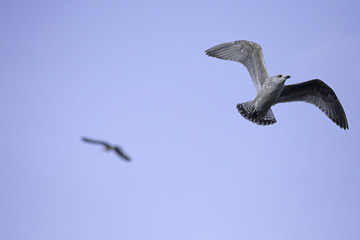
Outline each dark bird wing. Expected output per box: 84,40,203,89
205,40,269,92
276,79,349,129
113,147,131,161
82,137,111,148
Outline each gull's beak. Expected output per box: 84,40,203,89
285,75,291,79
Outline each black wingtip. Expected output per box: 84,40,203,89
204,49,212,56
341,122,349,130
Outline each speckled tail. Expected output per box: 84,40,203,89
236,101,277,126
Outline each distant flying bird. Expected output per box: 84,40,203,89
205,40,348,129
82,137,131,161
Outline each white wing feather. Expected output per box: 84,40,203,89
205,40,269,91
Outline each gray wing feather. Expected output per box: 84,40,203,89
276,79,348,129
205,40,269,91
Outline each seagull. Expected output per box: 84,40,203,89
82,137,131,161
205,40,348,129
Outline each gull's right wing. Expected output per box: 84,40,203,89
276,79,348,129
113,147,131,161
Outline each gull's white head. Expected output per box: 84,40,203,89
272,74,291,83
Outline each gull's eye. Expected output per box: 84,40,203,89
277,74,282,77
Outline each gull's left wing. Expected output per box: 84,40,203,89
205,40,269,92
82,137,111,148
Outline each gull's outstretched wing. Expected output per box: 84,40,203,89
276,79,349,129
82,137,111,148
114,147,131,161
205,40,268,91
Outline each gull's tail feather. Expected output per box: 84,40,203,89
236,101,276,126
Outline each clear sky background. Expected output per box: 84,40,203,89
1,0,360,239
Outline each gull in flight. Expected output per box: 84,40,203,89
82,137,131,161
205,40,348,129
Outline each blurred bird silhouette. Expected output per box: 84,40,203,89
82,137,131,161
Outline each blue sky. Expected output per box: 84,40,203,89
1,0,360,239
